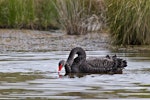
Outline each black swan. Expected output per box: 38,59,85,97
58,47,127,74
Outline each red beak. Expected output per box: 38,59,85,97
58,64,63,72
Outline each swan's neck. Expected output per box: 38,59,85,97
66,47,86,66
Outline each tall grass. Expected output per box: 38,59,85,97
53,0,106,35
0,0,58,30
106,0,150,45
34,0,58,29
0,0,106,32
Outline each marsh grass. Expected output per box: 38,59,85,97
34,0,58,30
53,0,106,35
0,0,105,32
106,0,150,45
0,0,58,30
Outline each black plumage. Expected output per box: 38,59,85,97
59,47,127,74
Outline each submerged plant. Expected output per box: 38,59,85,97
106,0,150,45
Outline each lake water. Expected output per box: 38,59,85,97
0,50,150,99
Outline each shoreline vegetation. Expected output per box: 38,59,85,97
0,0,150,46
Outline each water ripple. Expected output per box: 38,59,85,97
0,51,150,99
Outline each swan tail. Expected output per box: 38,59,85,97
112,55,127,68
110,55,127,73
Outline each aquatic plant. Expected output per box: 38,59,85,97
106,0,150,45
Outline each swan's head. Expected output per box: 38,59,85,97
58,60,66,72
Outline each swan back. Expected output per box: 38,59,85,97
73,55,127,74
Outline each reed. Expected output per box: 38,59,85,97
35,0,58,30
0,0,105,32
53,0,105,35
106,0,150,45
0,0,58,30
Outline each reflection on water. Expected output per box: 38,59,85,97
0,50,150,99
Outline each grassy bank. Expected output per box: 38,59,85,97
0,0,150,46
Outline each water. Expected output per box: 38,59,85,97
0,50,150,99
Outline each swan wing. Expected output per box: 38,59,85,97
86,58,114,68
78,58,115,73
